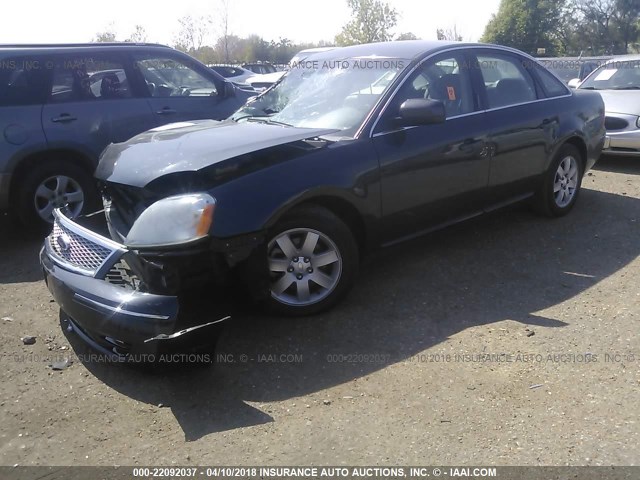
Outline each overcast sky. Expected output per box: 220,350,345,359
2,0,501,45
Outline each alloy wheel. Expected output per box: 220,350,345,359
34,175,85,222
267,228,343,306
553,156,579,208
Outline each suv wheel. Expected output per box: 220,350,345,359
264,205,359,316
16,160,98,232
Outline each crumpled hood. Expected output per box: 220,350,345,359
596,90,640,116
95,120,339,188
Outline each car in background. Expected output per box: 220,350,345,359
0,43,253,231
538,57,611,87
289,47,336,67
40,40,604,358
242,62,278,75
209,64,256,87
244,70,286,92
578,55,640,157
244,48,339,93
212,63,288,93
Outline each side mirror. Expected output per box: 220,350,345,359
222,81,235,98
567,78,581,89
398,98,446,126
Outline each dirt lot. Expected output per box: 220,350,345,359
0,156,638,467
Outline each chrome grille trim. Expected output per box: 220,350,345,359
46,209,127,278
105,259,141,290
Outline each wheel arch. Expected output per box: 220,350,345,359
265,193,369,254
562,136,588,170
9,148,96,205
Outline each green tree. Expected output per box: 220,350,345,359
269,37,297,64
396,32,419,41
436,25,463,41
213,34,246,64
93,24,118,42
481,0,566,55
335,0,398,46
613,0,640,53
572,0,640,54
242,35,271,62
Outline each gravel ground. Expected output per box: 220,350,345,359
0,156,638,467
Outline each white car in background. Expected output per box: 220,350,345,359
289,47,336,66
245,47,338,93
244,71,286,92
209,65,256,84
210,64,286,93
578,55,640,157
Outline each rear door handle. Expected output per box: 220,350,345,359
157,107,177,115
51,114,77,123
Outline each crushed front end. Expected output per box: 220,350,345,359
41,207,233,360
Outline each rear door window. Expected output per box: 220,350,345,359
532,63,570,98
48,55,132,103
0,57,49,106
475,53,538,109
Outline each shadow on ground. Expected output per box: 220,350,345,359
595,155,640,176
0,213,47,284
58,188,640,440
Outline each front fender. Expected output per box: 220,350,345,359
208,139,382,239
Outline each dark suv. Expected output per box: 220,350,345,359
0,43,252,230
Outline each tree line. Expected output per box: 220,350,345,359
482,0,640,56
92,0,640,64
91,0,419,65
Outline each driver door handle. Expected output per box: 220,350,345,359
157,107,177,115
51,114,77,123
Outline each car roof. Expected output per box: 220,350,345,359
602,54,640,64
306,40,511,62
0,43,172,54
539,56,612,61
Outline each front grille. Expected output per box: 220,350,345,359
49,221,113,273
605,116,628,131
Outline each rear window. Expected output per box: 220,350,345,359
0,57,49,106
533,63,570,97
48,55,132,103
213,66,243,78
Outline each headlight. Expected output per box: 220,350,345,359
125,193,216,248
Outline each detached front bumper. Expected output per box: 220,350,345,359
41,210,228,358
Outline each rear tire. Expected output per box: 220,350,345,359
15,159,98,234
533,144,584,218
263,205,359,316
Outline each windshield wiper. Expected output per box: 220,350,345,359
579,86,598,90
246,117,292,127
611,86,640,90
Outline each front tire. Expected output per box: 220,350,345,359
533,144,584,217
263,205,359,316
